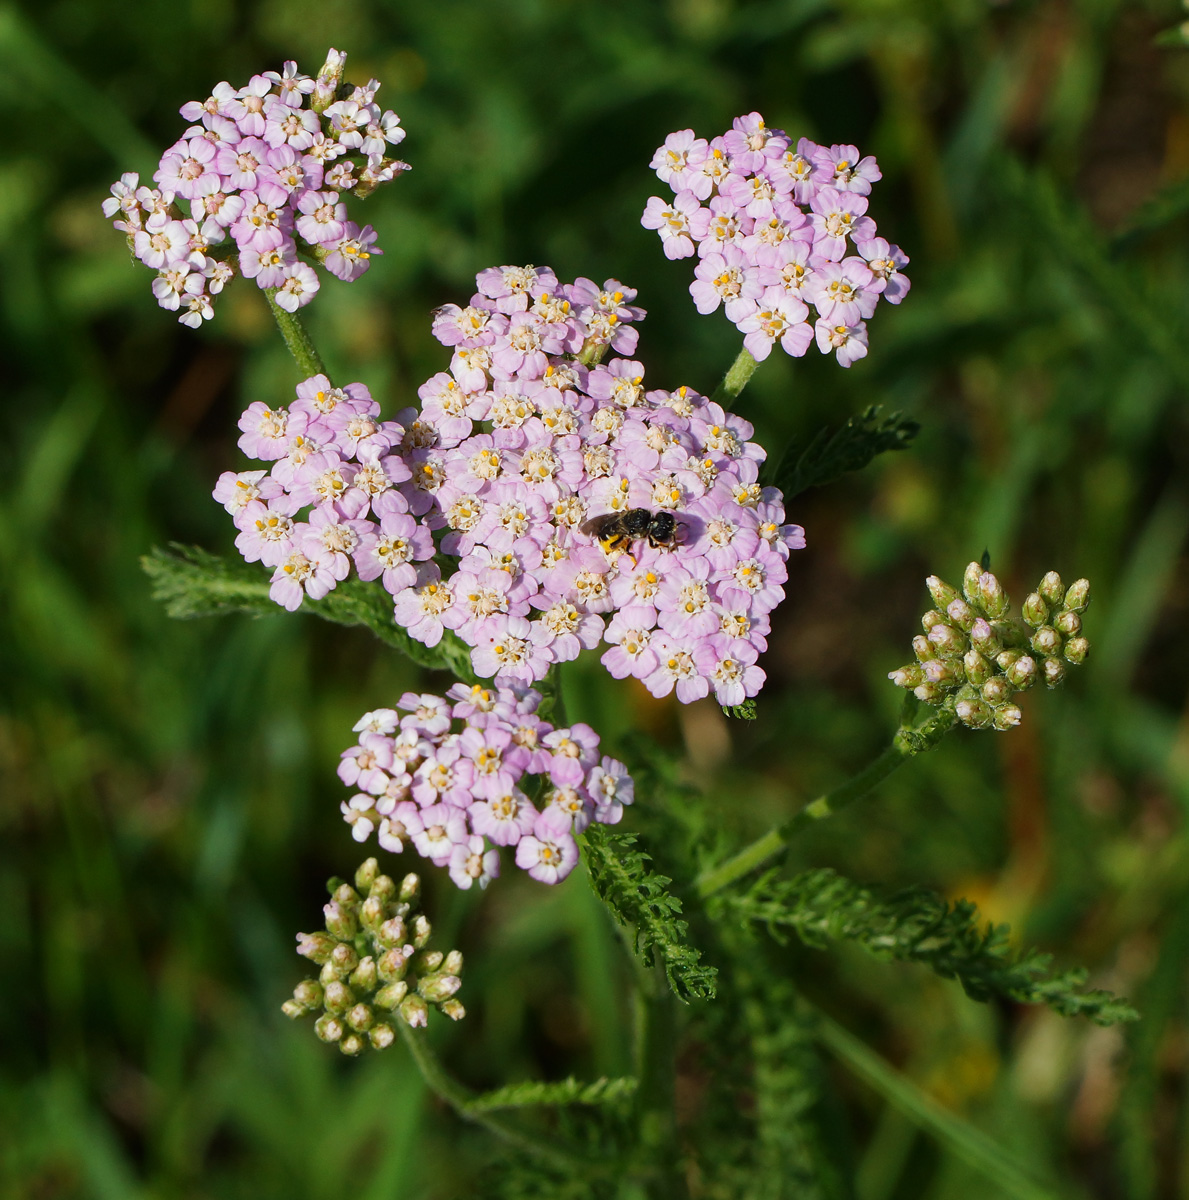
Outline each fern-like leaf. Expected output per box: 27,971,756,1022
766,405,919,500
716,868,1137,1025
467,1076,637,1113
582,824,717,1002
141,544,478,681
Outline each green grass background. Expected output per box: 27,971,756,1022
2,0,1188,1195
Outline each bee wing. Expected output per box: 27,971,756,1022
580,513,616,537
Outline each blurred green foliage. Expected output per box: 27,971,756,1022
2,0,1189,1194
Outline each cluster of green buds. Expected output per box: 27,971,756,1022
888,563,1090,731
283,858,465,1055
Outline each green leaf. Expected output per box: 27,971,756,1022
466,1076,637,1113
721,699,757,720
766,405,919,500
141,544,478,681
815,1011,1062,1200
716,868,1138,1025
581,824,717,1002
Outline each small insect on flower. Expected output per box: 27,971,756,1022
582,508,682,556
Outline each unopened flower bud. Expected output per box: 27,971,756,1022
315,1014,344,1043
377,916,407,949
1064,578,1091,613
923,658,959,685
350,956,378,992
946,598,977,631
312,48,346,114
889,664,924,688
296,932,337,964
400,994,429,1028
970,619,1001,657
955,698,993,729
1030,626,1062,657
996,648,1022,671
977,572,1009,619
1064,636,1090,665
339,1032,366,1056
441,999,466,1022
443,950,463,975
375,981,409,1010
411,914,432,948
993,705,1022,730
319,961,344,987
346,1003,374,1032
926,575,960,610
963,649,992,687
330,941,359,972
369,1023,397,1049
398,873,421,905
369,874,397,904
281,999,305,1019
981,677,1011,706
1006,655,1038,690
333,882,360,908
962,561,983,604
324,980,355,1014
293,979,324,1009
418,973,462,1004
1039,571,1065,607
1021,593,1048,628
361,896,388,930
1054,610,1081,636
1043,658,1066,688
377,947,409,982
914,682,945,703
912,635,936,663
418,950,445,973
354,858,380,893
921,609,946,632
323,900,358,941
927,623,965,657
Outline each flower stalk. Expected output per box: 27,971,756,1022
694,701,955,900
265,288,328,379
709,345,759,407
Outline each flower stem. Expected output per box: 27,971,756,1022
265,288,328,379
709,346,759,407
397,1021,611,1173
694,704,956,900
632,963,687,1199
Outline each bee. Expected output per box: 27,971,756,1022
582,508,681,556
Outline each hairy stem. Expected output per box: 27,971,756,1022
709,346,759,406
633,962,687,1199
265,288,328,379
397,1022,610,1173
694,705,956,899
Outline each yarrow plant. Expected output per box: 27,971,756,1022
102,48,406,326
123,52,1137,1199
642,114,909,366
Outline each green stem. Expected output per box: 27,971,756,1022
694,705,955,899
265,288,328,379
709,346,759,406
397,1022,610,1173
632,963,686,1199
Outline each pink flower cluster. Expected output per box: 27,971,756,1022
216,263,804,706
214,373,423,612
402,265,803,705
101,49,407,327
338,685,633,887
641,112,910,367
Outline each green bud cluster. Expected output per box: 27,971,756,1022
888,563,1090,731
283,858,465,1055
